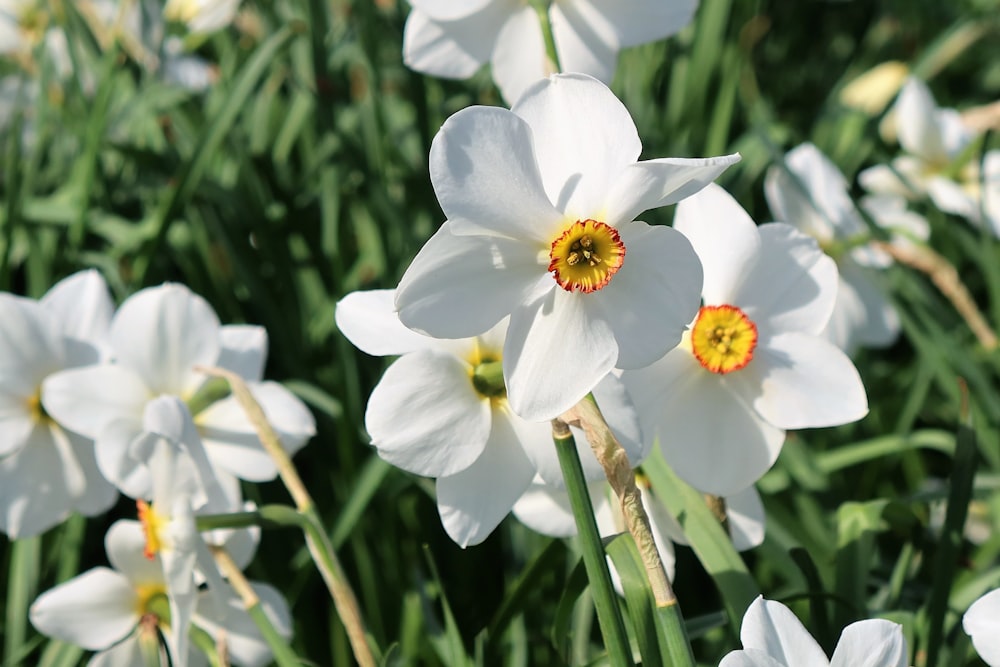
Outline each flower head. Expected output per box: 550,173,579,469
720,596,908,667
403,0,697,104
395,73,738,421
622,184,868,495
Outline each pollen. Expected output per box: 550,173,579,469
548,219,625,293
690,305,758,374
137,500,168,560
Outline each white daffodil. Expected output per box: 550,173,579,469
0,270,118,539
622,184,868,496
164,0,241,35
30,520,289,667
403,0,696,104
395,73,738,421
860,76,1000,236
964,589,1000,666
765,142,929,352
719,596,908,667
41,283,315,500
336,288,643,547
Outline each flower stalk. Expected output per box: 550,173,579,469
197,366,377,667
529,0,561,74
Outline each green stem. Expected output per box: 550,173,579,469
552,419,633,666
5,537,40,667
656,604,696,667
530,0,562,73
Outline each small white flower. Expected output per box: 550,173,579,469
403,0,697,104
164,0,241,34
964,589,1000,666
336,288,643,547
395,73,738,421
0,271,118,538
765,143,929,352
622,184,868,496
719,596,907,667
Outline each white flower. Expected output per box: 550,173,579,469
719,596,907,667
964,589,1000,666
41,283,316,500
395,73,738,421
336,288,643,547
622,184,868,496
404,0,697,104
860,76,1000,236
164,0,241,34
765,142,929,352
0,271,118,538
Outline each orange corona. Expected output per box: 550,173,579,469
548,219,625,293
690,305,758,374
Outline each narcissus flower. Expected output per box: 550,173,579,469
719,596,908,667
765,142,929,352
403,0,697,104
164,0,241,34
336,288,643,547
0,270,117,538
622,184,868,496
395,73,738,421
860,76,1000,236
964,589,1000,666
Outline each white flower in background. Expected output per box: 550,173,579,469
30,520,290,667
719,596,907,667
42,283,316,500
964,589,1000,666
164,0,241,35
0,0,47,57
336,288,643,547
765,142,929,352
0,271,118,539
622,184,868,496
403,0,697,104
395,73,738,421
860,76,1000,236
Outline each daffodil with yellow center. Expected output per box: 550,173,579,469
623,184,868,497
547,219,626,293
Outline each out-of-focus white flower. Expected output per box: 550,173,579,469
164,0,241,35
765,143,929,352
41,283,315,500
336,288,643,547
0,271,118,538
964,589,1000,666
395,73,738,421
404,0,697,104
860,76,1000,236
0,0,47,57
622,184,868,496
719,596,907,667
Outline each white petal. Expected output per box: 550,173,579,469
194,582,292,667
895,77,948,162
740,596,830,665
857,163,916,198
110,284,220,395
512,73,640,219
490,6,549,105
42,365,151,440
549,2,617,85
622,350,786,496
735,332,868,430
105,520,166,585
96,418,151,498
0,404,34,458
335,289,441,357
596,223,702,369
830,619,907,667
719,649,791,667
88,638,145,667
504,287,617,421
673,182,761,306
395,223,547,339
407,0,496,22
430,104,563,241
926,176,979,221
607,155,742,227
41,269,114,352
217,325,268,382
366,349,491,477
823,263,899,353
0,294,66,392
727,486,766,552
403,9,491,79
568,0,697,48
860,194,930,246
964,589,1000,666
436,409,536,547
29,568,138,650
735,223,838,338
512,483,579,537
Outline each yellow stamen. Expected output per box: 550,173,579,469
548,219,625,293
137,500,168,560
690,305,758,374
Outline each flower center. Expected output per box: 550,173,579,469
690,305,758,374
548,219,625,293
137,500,169,560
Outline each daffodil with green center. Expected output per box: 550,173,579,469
622,184,868,496
395,73,739,422
336,289,643,547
